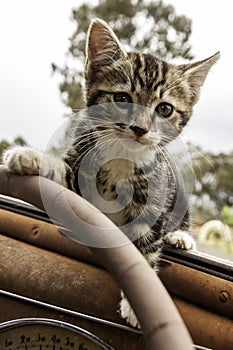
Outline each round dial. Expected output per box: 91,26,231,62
0,318,113,350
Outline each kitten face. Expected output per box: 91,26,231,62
84,18,219,150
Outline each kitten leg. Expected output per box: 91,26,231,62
119,230,195,328
3,146,67,185
164,230,196,250
119,247,161,329
119,290,140,328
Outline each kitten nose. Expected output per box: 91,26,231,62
129,125,148,137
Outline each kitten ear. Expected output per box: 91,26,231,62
181,52,220,103
86,18,127,69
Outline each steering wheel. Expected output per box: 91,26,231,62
0,165,194,350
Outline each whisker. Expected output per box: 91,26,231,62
68,130,119,171
187,144,214,179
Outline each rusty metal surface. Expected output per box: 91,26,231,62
0,233,233,349
159,259,233,318
174,297,233,350
0,234,120,322
1,207,233,349
0,233,143,350
0,208,99,265
1,207,233,318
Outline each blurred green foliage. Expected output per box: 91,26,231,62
222,206,233,226
189,144,233,225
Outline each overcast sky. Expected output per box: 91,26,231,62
0,0,232,154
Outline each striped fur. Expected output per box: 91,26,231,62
65,18,219,263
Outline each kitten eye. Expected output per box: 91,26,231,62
114,92,132,108
116,123,126,129
155,103,173,118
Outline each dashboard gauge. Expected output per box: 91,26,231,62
0,318,114,350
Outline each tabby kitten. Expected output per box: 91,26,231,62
4,18,219,327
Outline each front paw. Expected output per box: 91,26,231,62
164,230,196,250
3,146,42,175
119,292,141,329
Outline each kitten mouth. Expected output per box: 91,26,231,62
133,135,160,150
133,135,152,147
134,135,144,143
